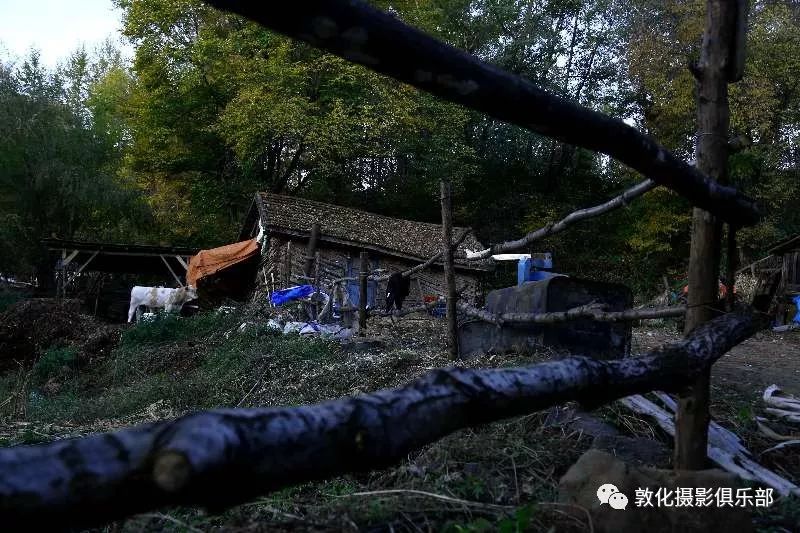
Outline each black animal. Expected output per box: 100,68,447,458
385,272,411,313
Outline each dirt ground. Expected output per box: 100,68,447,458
632,325,800,397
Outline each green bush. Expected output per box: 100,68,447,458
0,293,22,313
33,346,78,383
121,310,239,347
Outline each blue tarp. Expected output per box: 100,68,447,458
794,295,800,324
270,285,315,306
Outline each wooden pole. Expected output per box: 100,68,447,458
303,222,321,279
440,179,459,359
314,250,321,320
675,0,740,470
358,251,368,334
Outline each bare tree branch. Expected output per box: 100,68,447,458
464,180,656,259
0,308,762,530
457,301,686,326
203,0,760,226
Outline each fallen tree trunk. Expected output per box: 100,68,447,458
202,1,760,226
0,308,761,529
465,179,656,259
457,301,686,326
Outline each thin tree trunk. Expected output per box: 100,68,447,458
675,0,739,470
440,180,459,359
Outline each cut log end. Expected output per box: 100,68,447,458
153,451,192,493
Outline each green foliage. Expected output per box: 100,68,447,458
0,292,23,313
120,310,235,347
445,505,536,533
0,48,153,275
2,0,799,293
33,346,78,384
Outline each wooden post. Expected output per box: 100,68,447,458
675,0,740,470
303,223,321,279
358,251,368,334
440,179,459,359
314,251,321,320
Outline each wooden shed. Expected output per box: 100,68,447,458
741,233,800,325
769,234,800,294
767,234,800,324
239,193,491,309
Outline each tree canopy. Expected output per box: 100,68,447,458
1,0,798,295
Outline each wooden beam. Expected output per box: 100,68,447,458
75,251,99,275
160,256,184,287
61,250,79,267
358,251,368,334
203,0,760,226
174,256,188,270
64,251,100,289
303,222,321,279
440,180,459,359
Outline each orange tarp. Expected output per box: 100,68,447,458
186,239,260,287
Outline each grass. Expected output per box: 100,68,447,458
4,314,796,532
2,309,341,425
0,293,23,313
0,308,597,531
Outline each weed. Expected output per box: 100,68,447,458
0,293,23,313
120,310,238,347
32,346,77,384
754,495,800,532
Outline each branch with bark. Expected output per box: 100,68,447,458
203,0,760,226
0,308,762,530
457,301,686,326
394,229,472,280
465,179,657,259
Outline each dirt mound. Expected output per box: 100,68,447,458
0,298,121,368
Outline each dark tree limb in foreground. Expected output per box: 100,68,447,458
203,0,760,226
0,308,762,530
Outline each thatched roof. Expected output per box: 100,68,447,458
240,193,490,270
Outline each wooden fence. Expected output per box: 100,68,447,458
0,0,776,529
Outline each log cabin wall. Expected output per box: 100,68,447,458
241,192,489,311
253,234,481,310
782,250,799,294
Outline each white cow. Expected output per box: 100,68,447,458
127,286,198,322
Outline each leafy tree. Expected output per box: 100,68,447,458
0,50,150,276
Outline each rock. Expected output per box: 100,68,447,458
42,378,61,396
592,435,671,467
559,449,754,533
545,407,669,466
341,337,387,353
